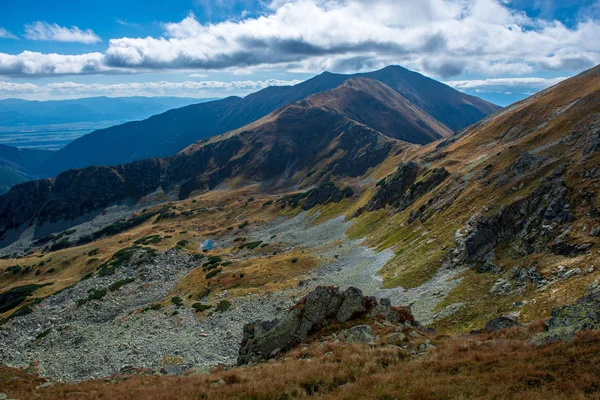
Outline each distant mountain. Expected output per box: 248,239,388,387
41,66,501,177
0,96,217,127
0,77,450,234
0,145,54,195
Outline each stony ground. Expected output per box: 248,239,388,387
0,211,462,382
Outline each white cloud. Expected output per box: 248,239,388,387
445,76,568,90
0,51,106,76
24,21,101,43
101,0,600,77
0,78,302,99
0,0,598,78
115,19,140,27
0,28,17,39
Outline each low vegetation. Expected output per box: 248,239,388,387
0,282,53,313
5,327,600,399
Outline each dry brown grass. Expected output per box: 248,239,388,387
3,327,600,400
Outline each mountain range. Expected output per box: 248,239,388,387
0,145,54,195
0,64,598,392
40,66,500,177
0,96,213,127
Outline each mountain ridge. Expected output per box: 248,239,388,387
41,66,501,177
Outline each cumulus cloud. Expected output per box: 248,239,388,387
0,0,599,78
0,28,17,39
0,51,106,76
101,0,600,77
0,78,302,99
24,21,101,43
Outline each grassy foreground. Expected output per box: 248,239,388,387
3,324,600,400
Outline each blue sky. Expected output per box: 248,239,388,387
0,0,599,105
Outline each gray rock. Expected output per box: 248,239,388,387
535,290,600,344
583,127,600,156
119,365,136,375
341,325,374,344
471,317,522,334
237,286,410,365
489,278,513,296
451,166,572,267
590,226,600,237
35,382,55,390
385,332,406,342
161,364,184,376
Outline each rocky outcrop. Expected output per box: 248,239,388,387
301,183,353,210
237,286,414,364
278,182,354,210
535,289,600,344
365,162,419,212
471,317,523,334
362,162,449,216
491,151,541,188
450,166,574,267
583,124,600,156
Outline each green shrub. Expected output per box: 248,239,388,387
203,256,222,267
171,296,183,307
88,248,99,256
192,303,212,312
0,283,53,313
291,258,299,263
142,303,163,312
108,277,135,292
77,288,107,307
205,268,222,279
134,235,161,245
238,221,249,229
216,300,231,312
239,241,262,250
49,238,70,252
176,239,189,247
97,246,155,276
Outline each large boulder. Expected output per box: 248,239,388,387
535,289,600,344
237,286,413,364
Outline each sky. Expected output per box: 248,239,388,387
0,0,599,106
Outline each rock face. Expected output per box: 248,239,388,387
450,166,574,267
279,182,354,210
365,162,419,212
491,151,541,188
363,162,449,215
536,290,600,343
237,286,413,364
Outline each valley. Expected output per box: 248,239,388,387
0,64,598,399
